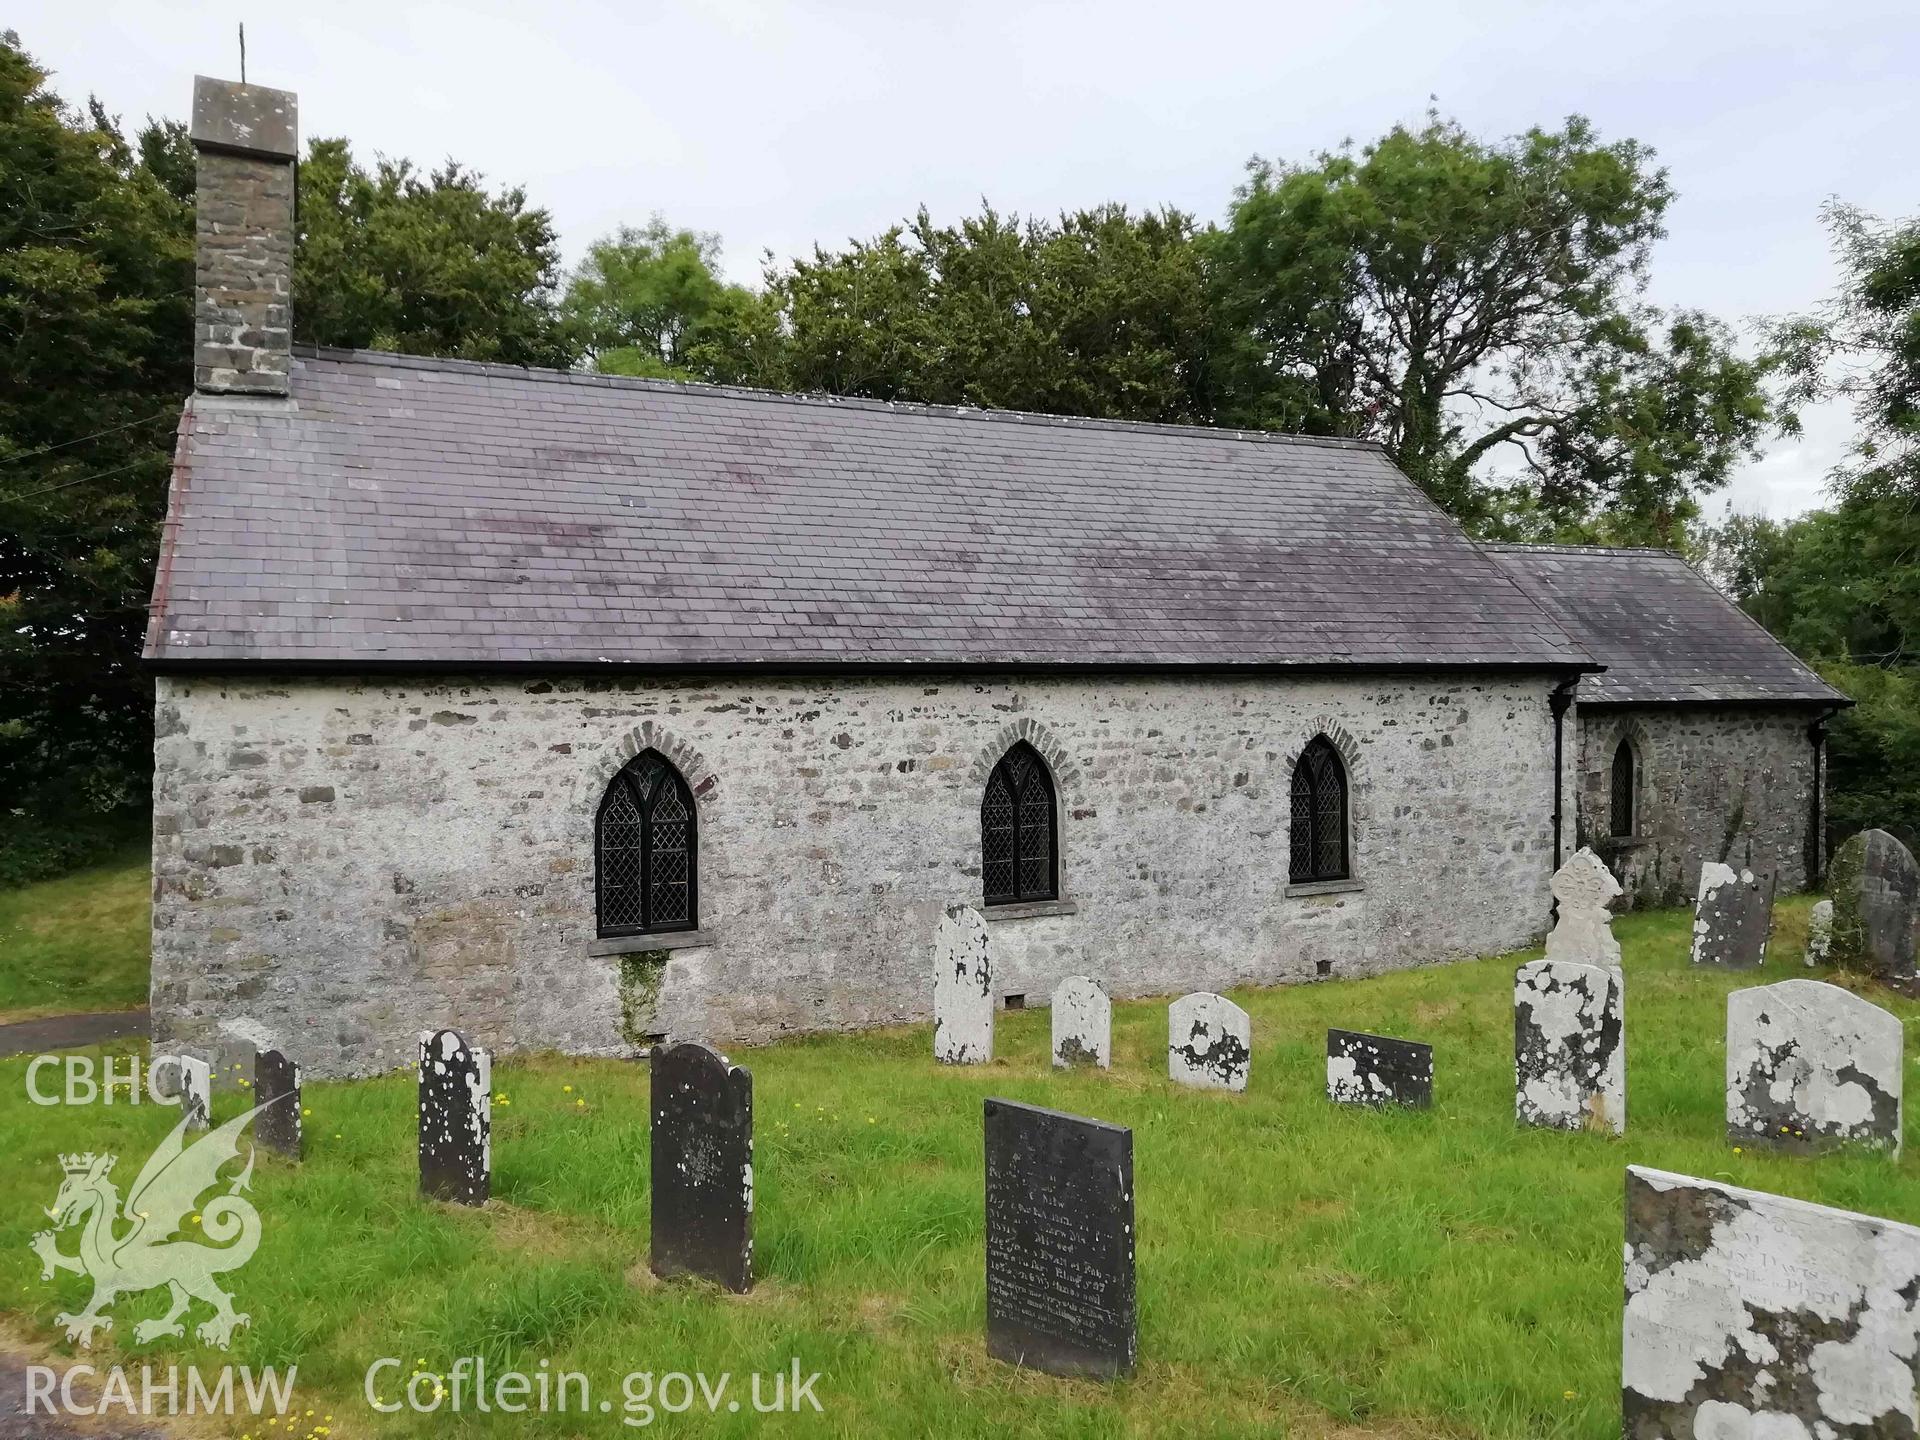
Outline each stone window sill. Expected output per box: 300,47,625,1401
982,899,1080,922
1604,836,1652,850
589,929,715,957
1285,878,1364,899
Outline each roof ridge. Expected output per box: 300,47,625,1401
1479,542,1684,559
292,344,1392,455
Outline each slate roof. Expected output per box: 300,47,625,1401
1482,544,1847,706
146,346,1597,671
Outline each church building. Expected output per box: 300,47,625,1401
147,78,1841,1077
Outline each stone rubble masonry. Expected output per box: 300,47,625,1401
150,669,1563,1078
1577,707,1819,909
191,77,296,397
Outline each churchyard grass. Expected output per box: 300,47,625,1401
1,889,1915,1438
0,844,149,1021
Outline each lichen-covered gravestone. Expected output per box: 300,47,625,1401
1690,863,1773,969
253,1048,302,1159
1166,992,1250,1091
1544,847,1622,970
933,903,994,1064
651,1041,753,1293
1623,1165,1920,1436
1827,827,1920,991
1804,897,1833,967
1050,976,1110,1069
1326,1029,1433,1108
1514,960,1624,1134
1726,978,1902,1156
984,1097,1135,1379
177,1056,211,1131
418,1029,490,1206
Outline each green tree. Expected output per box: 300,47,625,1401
0,33,193,881
295,137,574,367
1213,114,1773,542
560,218,778,383
768,204,1217,422
1703,203,1920,850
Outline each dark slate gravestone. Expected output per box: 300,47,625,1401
418,1029,490,1207
1829,828,1920,992
983,1097,1136,1380
1326,1029,1432,1108
651,1041,753,1293
254,1048,302,1160
1690,864,1774,969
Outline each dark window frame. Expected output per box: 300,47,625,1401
1610,738,1636,839
1289,736,1350,884
981,742,1059,906
595,749,698,938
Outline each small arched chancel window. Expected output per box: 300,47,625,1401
596,749,696,936
1610,739,1636,838
981,742,1057,905
1289,736,1349,884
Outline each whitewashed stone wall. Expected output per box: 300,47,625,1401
1576,707,1819,908
151,668,1562,1077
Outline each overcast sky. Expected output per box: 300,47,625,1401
21,1,1914,518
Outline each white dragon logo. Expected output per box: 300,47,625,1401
30,1100,277,1349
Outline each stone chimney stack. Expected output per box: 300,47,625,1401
190,76,297,396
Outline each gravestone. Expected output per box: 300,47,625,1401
933,903,994,1064
1514,959,1624,1134
1726,979,1902,1156
983,1097,1135,1379
1623,1165,1920,1437
1544,847,1622,970
1804,897,1833,967
1690,863,1773,969
1828,828,1920,990
651,1041,753,1293
1050,976,1110,1069
1326,1029,1432,1108
253,1048,302,1159
172,1056,211,1131
418,1029,490,1206
1166,992,1250,1092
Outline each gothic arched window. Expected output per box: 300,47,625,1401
1610,738,1636,838
981,742,1057,905
596,749,697,936
1289,736,1349,884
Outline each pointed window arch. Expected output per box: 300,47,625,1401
1289,736,1349,884
981,742,1057,905
596,749,697,937
1610,738,1636,838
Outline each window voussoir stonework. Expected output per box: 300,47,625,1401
614,722,717,805
968,719,1079,795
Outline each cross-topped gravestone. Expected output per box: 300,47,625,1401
933,903,994,1064
1726,979,1903,1156
1051,976,1110,1069
651,1041,754,1292
253,1048,302,1159
1326,1029,1432,1108
418,1029,490,1206
1623,1166,1920,1437
1514,959,1624,1133
984,1097,1135,1379
1804,897,1833,967
1828,827,1920,991
1690,863,1773,969
1166,992,1250,1092
1545,847,1622,970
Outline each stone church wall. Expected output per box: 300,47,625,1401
1575,706,1819,908
151,670,1563,1077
